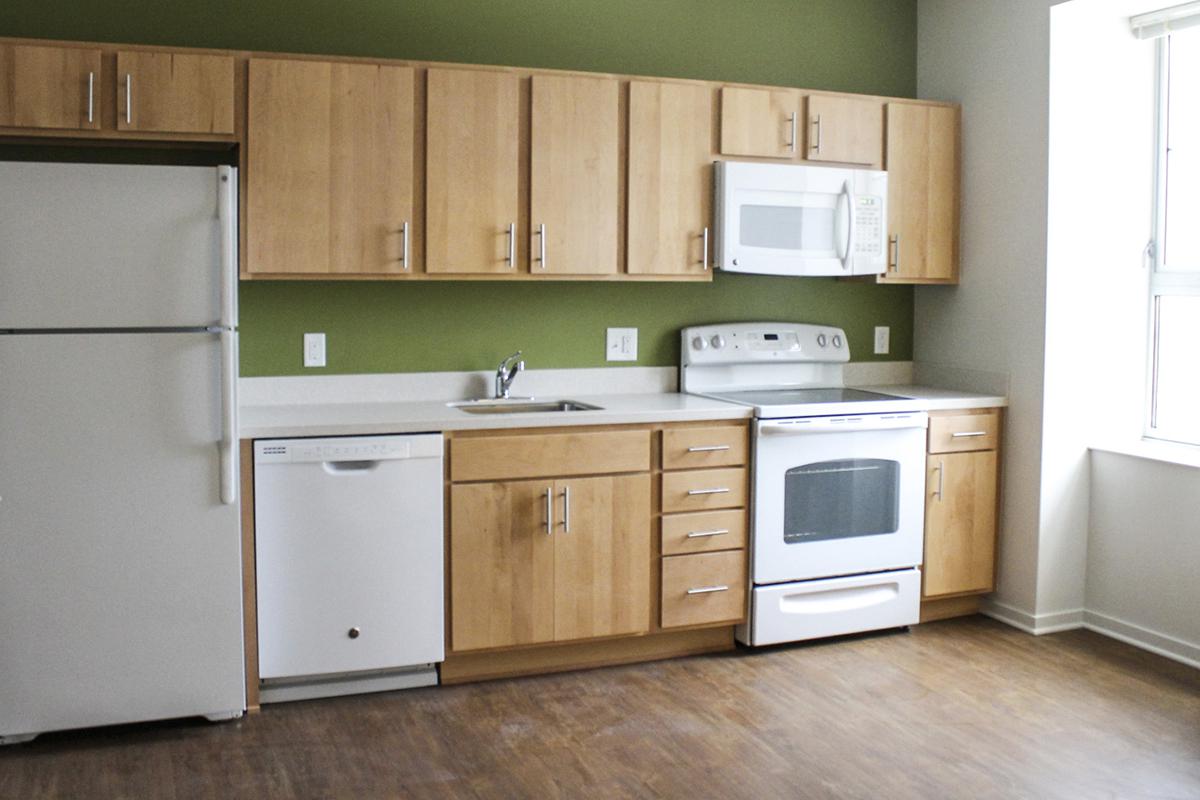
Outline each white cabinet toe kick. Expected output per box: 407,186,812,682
736,568,921,647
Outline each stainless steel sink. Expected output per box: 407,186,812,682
449,398,602,415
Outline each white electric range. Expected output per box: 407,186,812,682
681,322,927,646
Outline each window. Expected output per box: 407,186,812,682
1148,32,1200,446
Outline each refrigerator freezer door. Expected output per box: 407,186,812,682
0,163,226,329
0,333,244,739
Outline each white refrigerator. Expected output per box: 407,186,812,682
0,162,245,744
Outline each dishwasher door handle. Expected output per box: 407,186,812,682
322,460,381,474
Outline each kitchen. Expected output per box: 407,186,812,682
1,1,1198,797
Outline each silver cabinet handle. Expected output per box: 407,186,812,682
87,71,94,124
701,226,709,271
811,114,822,154
933,460,945,502
686,529,729,539
687,487,730,496
536,223,547,270
125,73,132,125
400,221,410,270
951,431,988,438
687,445,730,453
561,485,571,533
687,585,729,595
506,223,516,269
787,111,797,153
545,487,553,535
887,235,899,272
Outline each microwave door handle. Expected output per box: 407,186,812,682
836,180,854,270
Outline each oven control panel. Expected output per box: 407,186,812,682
682,322,851,366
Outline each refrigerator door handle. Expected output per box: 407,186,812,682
217,166,238,329
219,329,238,505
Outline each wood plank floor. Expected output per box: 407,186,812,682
1,617,1198,799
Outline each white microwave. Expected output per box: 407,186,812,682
714,161,888,277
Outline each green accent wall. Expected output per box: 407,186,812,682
1,0,918,376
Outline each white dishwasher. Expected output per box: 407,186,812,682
253,434,444,703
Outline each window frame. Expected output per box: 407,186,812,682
1146,34,1200,446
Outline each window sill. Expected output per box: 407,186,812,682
1089,439,1200,470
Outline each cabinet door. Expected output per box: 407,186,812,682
247,58,415,275
530,74,619,275
880,103,959,283
450,480,555,652
628,81,713,276
719,86,799,158
805,95,883,166
0,44,101,130
553,475,651,641
426,68,520,274
923,451,997,598
116,51,234,134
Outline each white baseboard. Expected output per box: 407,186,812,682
1082,610,1200,670
981,600,1083,635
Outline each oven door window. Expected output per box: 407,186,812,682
783,458,900,544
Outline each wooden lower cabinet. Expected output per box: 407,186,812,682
920,408,1002,616
449,473,651,652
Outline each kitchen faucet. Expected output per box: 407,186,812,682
494,351,524,399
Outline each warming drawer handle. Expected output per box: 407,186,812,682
687,445,730,453
687,529,730,539
951,431,988,438
687,487,730,496
687,585,729,595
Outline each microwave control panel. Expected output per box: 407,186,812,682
854,196,884,256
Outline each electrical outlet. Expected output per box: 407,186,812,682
873,326,890,355
606,328,638,362
303,332,326,368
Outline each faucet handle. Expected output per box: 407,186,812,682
498,350,522,371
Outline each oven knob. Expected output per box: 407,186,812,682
817,333,827,347
832,334,843,348
691,335,708,351
711,335,726,349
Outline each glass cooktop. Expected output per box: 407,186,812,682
708,388,910,406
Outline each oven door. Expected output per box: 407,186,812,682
751,413,927,584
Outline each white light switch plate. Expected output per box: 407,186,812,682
303,332,326,368
606,328,638,362
874,326,890,355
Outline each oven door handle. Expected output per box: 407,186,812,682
758,414,928,435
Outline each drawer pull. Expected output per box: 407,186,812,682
687,487,730,496
686,528,730,539
687,585,729,595
951,431,988,438
687,444,731,453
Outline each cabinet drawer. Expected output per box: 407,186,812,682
662,425,748,470
451,430,650,481
661,467,747,513
661,551,747,628
661,509,747,556
928,410,1000,453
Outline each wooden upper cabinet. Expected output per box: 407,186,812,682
116,51,234,134
880,102,960,284
719,86,800,158
530,74,619,275
923,450,997,598
0,44,101,130
247,58,415,276
425,68,520,274
627,81,713,276
805,95,883,167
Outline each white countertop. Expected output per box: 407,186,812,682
239,382,1006,440
239,392,753,439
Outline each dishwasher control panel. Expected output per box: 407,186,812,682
255,435,441,464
